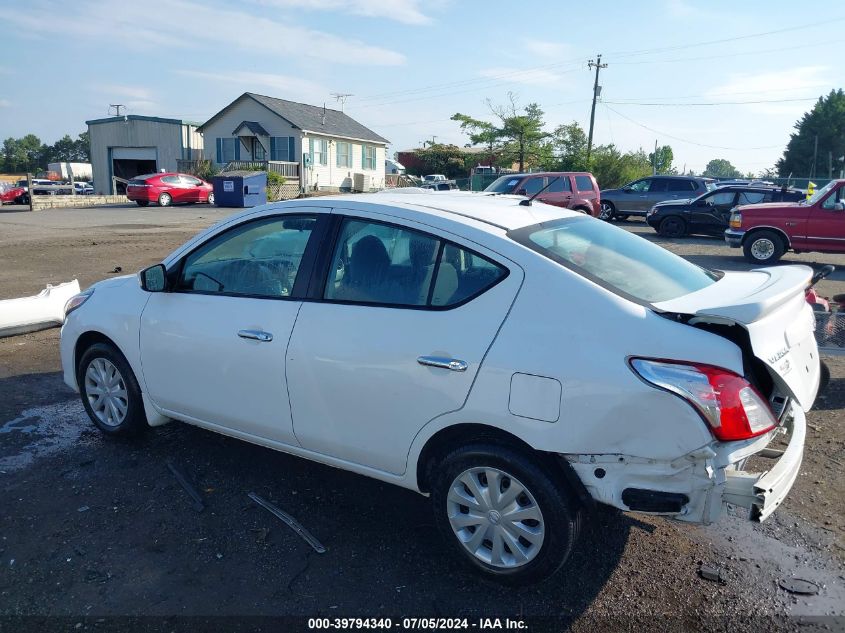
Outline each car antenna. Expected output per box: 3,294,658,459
519,177,560,206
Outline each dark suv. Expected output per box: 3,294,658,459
599,175,715,221
646,185,805,237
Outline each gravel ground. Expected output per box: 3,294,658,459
0,205,844,632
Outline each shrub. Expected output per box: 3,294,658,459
266,170,286,187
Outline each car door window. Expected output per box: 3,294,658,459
737,191,769,205
546,176,571,192
628,179,650,192
180,175,201,186
178,215,317,298
522,177,545,195
432,244,507,307
161,176,181,185
667,179,695,192
648,179,668,193
708,191,737,206
821,188,844,210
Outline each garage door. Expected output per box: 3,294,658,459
112,147,157,160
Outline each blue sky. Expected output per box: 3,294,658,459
1,0,844,174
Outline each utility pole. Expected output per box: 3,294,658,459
652,139,658,175
586,55,607,164
330,93,353,112
829,151,833,179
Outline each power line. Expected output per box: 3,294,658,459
602,103,783,150
603,97,818,107
612,40,829,65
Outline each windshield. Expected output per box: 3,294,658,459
510,217,720,303
484,175,524,194
805,180,837,205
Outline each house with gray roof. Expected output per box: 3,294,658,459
198,92,389,192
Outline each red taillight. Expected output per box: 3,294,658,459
630,358,777,441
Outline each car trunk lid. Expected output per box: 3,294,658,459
653,265,820,411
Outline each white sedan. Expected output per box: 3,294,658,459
60,192,819,583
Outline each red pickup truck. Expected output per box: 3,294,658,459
725,179,845,263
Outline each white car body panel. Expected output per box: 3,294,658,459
59,193,818,526
1,279,79,337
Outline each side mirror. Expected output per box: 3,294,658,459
140,264,167,292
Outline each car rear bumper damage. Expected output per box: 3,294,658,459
563,402,805,524
724,228,744,247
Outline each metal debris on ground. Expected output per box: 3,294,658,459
778,577,821,595
699,563,725,583
248,492,326,554
166,461,205,512
110,266,122,273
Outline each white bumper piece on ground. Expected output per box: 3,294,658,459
0,280,81,338
565,402,806,524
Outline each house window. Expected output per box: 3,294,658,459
217,137,237,163
270,137,294,161
362,145,377,170
336,141,352,168
252,138,266,161
312,138,328,166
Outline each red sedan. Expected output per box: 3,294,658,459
126,173,215,207
0,183,27,205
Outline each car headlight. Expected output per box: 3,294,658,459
64,289,94,318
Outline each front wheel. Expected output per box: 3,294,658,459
743,230,785,264
657,216,687,238
158,192,172,207
431,443,581,584
77,342,147,437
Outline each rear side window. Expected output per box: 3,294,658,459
648,179,668,193
161,176,181,185
667,179,696,192
547,177,571,192
324,218,507,308
510,217,718,303
737,191,770,205
574,175,594,192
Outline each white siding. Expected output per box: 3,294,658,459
304,133,386,191
199,97,301,166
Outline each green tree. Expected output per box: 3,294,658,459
777,89,845,178
452,93,549,171
702,158,741,179
405,143,467,178
648,145,675,174
542,121,589,171
590,144,653,189
73,132,90,162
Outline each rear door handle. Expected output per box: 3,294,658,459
417,356,468,372
238,329,273,342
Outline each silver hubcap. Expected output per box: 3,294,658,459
447,467,545,569
750,238,775,260
84,358,128,427
160,194,170,205
599,203,613,220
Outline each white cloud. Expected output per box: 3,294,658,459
523,40,571,60
6,0,406,66
251,0,432,25
478,67,562,86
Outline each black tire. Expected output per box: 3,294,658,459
77,342,147,437
158,192,172,207
431,443,582,585
819,360,831,396
657,215,687,238
598,201,615,221
136,200,149,207
743,230,785,264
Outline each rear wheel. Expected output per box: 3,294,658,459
657,216,687,238
598,201,615,221
77,342,146,437
158,192,172,207
743,230,785,264
613,214,630,222
136,200,149,207
207,192,215,205
431,443,581,584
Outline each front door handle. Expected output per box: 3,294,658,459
238,329,273,342
417,356,468,372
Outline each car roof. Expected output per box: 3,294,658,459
300,191,578,232
497,172,593,178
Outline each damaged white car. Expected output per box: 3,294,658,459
59,193,819,583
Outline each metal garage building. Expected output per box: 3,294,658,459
86,115,203,194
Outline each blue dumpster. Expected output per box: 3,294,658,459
212,171,267,207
